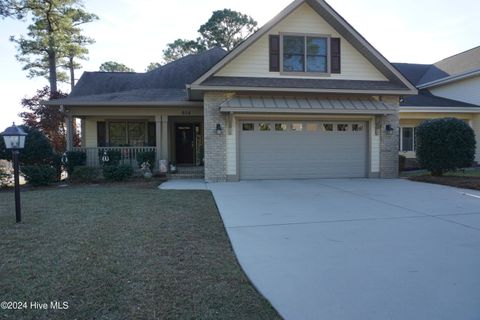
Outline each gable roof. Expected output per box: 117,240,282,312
191,0,417,95
47,47,227,106
394,46,480,89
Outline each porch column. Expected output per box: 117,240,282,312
80,117,86,147
155,115,162,163
161,115,169,160
65,114,74,151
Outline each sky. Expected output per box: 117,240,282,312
0,0,479,131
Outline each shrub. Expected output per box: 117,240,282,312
103,165,133,181
0,166,9,187
50,153,63,181
70,166,102,183
99,149,121,166
0,125,53,165
21,165,57,186
136,151,156,169
399,155,406,172
65,151,86,175
416,118,476,176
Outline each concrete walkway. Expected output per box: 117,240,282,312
158,179,207,190
207,179,480,320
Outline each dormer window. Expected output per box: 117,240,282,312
269,34,340,75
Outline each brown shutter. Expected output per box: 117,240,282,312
330,38,341,74
269,35,280,72
97,121,106,147
147,122,156,147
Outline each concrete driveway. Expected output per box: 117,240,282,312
208,179,480,320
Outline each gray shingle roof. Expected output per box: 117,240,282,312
200,76,408,91
394,46,480,86
52,89,189,105
392,63,433,86
400,90,479,108
52,47,227,104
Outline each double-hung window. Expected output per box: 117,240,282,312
283,35,328,73
399,127,416,152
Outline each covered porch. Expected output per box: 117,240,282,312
64,105,205,171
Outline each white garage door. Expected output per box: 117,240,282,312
239,120,368,179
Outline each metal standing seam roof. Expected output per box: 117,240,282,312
219,96,396,114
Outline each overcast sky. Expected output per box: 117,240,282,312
0,0,479,131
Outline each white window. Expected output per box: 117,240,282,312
399,127,415,151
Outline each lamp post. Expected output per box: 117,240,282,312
1,123,27,223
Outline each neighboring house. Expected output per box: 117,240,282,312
46,0,417,182
394,47,480,167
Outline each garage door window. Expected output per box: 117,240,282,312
322,124,334,131
306,123,318,132
292,123,303,131
242,123,254,131
337,124,349,131
275,123,288,131
259,123,271,131
352,124,364,132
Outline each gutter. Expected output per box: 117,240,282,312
418,69,480,89
400,106,480,113
43,100,204,107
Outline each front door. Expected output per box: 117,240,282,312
175,123,195,164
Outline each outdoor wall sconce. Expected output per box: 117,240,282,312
385,124,394,134
216,123,223,135
1,122,27,223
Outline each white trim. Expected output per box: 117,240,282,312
191,84,413,95
400,106,480,113
399,126,415,152
418,69,480,89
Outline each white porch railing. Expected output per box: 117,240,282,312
72,147,157,168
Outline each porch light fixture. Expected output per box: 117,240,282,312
385,124,395,134
216,123,223,135
1,122,27,223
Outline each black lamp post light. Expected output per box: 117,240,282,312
1,123,27,223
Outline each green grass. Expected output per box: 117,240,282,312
0,185,280,320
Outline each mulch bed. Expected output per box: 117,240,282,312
408,175,480,191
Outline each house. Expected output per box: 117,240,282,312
394,47,480,168
46,0,418,181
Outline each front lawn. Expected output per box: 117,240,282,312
0,185,280,319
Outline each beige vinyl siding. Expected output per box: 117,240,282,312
216,3,387,81
430,77,480,106
226,119,237,175
370,120,380,173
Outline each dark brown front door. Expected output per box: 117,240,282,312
175,123,195,164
